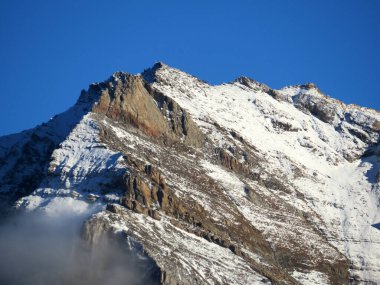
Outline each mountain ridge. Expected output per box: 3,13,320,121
0,62,379,284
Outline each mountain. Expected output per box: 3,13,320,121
0,62,379,285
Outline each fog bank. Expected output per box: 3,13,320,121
0,210,160,285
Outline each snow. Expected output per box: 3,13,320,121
97,207,270,285
291,270,330,285
16,195,45,211
294,160,380,282
48,114,125,187
149,64,380,283
101,118,161,152
200,160,342,285
15,113,126,219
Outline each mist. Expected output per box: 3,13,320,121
0,210,160,285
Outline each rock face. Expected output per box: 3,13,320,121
91,73,170,138
81,71,205,147
1,62,380,285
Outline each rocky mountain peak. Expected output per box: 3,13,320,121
75,63,379,160
1,63,379,285
111,71,134,81
141,61,170,83
233,76,271,93
300,82,319,90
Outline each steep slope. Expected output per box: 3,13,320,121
0,63,379,285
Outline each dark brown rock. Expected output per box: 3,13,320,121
92,74,170,138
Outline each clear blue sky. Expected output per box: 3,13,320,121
1,0,379,135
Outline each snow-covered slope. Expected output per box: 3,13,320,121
0,62,379,285
143,63,380,283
